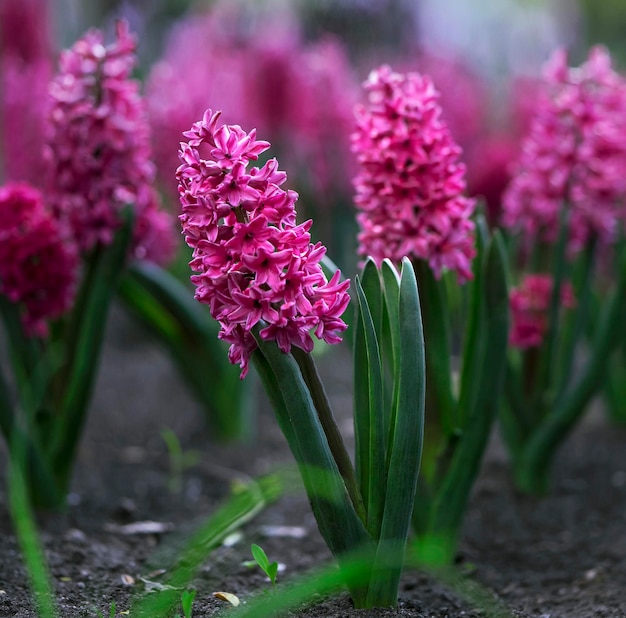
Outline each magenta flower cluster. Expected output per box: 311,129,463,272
45,20,174,264
503,47,626,254
0,184,77,337
509,274,575,349
352,65,476,281
177,110,351,378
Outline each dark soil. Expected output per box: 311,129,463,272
1,306,626,617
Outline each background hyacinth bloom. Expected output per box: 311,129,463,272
146,2,358,205
502,46,626,254
0,0,52,185
177,109,351,378
350,66,509,565
352,65,476,282
499,45,626,495
45,19,175,264
0,183,77,337
509,274,576,349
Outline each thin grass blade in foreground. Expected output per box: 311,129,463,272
130,473,283,617
7,437,58,618
219,548,514,618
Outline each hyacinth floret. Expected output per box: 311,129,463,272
0,183,78,337
503,47,626,254
509,274,576,349
177,109,351,378
45,20,174,263
352,65,476,282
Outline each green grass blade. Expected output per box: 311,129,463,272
7,437,58,618
222,549,377,617
223,546,513,618
131,473,281,617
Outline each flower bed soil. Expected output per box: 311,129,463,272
1,307,625,617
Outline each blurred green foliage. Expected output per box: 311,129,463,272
579,0,626,66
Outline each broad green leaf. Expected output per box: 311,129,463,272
380,259,402,446
458,217,487,418
360,259,383,338
554,238,596,399
421,232,509,563
353,279,369,505
50,208,134,483
354,277,386,538
291,348,364,523
518,243,626,494
413,260,456,481
367,257,425,607
251,338,373,582
0,296,47,423
534,204,570,415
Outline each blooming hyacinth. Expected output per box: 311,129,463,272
509,274,576,349
503,47,626,253
352,65,476,281
0,183,77,337
177,109,351,378
45,20,174,264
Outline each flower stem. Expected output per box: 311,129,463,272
291,347,366,524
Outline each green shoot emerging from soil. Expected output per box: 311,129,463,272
179,589,196,618
161,427,201,493
251,543,279,586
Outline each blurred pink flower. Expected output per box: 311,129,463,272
466,135,517,226
503,46,626,254
1,59,51,185
0,0,52,185
287,38,359,200
45,20,175,264
0,0,51,62
413,52,486,149
146,3,357,202
352,65,476,281
0,183,78,337
509,274,576,349
509,75,544,139
178,109,351,378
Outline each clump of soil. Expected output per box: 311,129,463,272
1,306,625,617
